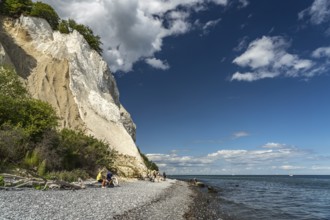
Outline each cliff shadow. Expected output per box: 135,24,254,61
0,16,37,79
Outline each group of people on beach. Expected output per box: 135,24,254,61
96,168,113,188
146,170,166,182
96,168,167,188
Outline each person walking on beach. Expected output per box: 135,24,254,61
163,172,166,181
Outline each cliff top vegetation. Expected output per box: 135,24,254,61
0,0,102,54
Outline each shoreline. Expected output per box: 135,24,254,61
0,179,193,219
0,177,229,219
181,179,233,220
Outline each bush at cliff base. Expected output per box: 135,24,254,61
0,65,117,178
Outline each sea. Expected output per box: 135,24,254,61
170,175,330,220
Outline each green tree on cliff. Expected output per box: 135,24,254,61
30,1,60,30
58,19,103,54
0,66,28,98
0,0,32,17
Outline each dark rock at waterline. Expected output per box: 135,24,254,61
195,182,205,187
207,186,218,193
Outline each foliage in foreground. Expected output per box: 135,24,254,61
0,175,4,186
46,169,90,182
0,66,117,180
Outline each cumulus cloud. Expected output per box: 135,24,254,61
145,58,170,70
262,142,287,149
312,46,330,58
231,36,314,81
207,148,298,163
298,0,330,25
238,0,249,9
39,0,228,72
146,142,310,174
146,153,213,168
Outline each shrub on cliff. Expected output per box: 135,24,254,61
0,66,28,98
26,128,117,176
1,65,117,179
0,123,30,164
138,147,159,171
58,19,103,54
30,1,60,30
0,95,59,141
0,0,32,18
0,66,58,141
57,129,117,174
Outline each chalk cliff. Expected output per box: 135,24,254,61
0,16,145,176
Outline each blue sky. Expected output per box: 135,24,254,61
44,0,330,175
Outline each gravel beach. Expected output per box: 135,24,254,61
0,179,194,220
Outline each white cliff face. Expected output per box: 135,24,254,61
0,16,145,171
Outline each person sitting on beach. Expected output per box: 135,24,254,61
106,170,113,186
96,169,106,188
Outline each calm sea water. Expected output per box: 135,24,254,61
170,175,330,220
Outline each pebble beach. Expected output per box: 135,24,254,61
0,179,201,220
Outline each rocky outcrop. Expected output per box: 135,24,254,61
0,16,146,175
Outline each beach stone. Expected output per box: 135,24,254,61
0,179,192,220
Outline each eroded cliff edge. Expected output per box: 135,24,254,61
0,16,145,176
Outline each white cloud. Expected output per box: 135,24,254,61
145,142,330,174
194,18,221,35
231,36,314,81
211,0,228,5
39,0,228,72
203,18,222,31
238,0,249,8
280,165,305,170
207,148,296,163
232,131,249,139
311,166,330,170
233,36,282,69
145,58,170,70
312,46,330,58
146,153,213,168
299,0,330,25
233,36,249,52
262,142,286,149
207,149,248,158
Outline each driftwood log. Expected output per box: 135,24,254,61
0,173,85,190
